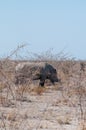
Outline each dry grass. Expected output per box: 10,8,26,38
0,50,86,130
15,84,46,96
0,96,6,105
31,86,46,95
0,83,6,92
57,116,71,125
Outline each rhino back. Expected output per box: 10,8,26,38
15,62,46,78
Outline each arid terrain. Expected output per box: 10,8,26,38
0,59,86,130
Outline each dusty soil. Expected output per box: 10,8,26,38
0,60,86,130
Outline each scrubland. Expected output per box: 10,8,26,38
0,47,86,130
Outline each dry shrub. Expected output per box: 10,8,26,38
16,84,36,94
6,111,17,121
0,96,13,107
15,85,29,100
75,87,86,96
58,60,75,79
16,85,28,95
57,116,71,125
16,83,47,96
0,96,6,105
77,121,86,130
5,71,14,81
66,86,86,98
31,86,46,95
0,82,6,92
52,98,68,106
1,110,17,122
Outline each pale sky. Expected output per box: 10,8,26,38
0,0,86,59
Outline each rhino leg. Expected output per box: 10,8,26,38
39,80,45,87
39,75,45,87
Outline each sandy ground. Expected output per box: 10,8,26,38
0,84,86,130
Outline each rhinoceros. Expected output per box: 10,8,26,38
15,62,59,86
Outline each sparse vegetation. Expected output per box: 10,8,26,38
0,45,86,130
